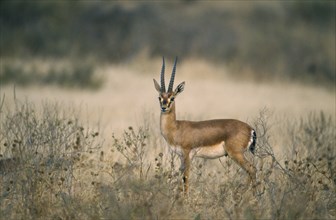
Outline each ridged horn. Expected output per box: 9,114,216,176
168,57,178,92
160,57,166,92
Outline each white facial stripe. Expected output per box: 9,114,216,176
159,95,175,108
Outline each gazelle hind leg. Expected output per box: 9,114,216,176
230,152,256,186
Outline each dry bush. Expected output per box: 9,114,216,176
1,96,334,219
0,97,103,219
0,60,103,89
88,108,335,219
95,126,183,219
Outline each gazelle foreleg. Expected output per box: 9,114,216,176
179,150,191,195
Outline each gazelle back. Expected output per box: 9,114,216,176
153,57,257,194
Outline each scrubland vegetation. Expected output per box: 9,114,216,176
0,1,335,219
1,1,335,88
0,60,102,89
0,97,335,219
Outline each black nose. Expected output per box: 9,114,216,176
161,107,167,112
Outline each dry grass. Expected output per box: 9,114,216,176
1,58,334,133
0,98,334,219
0,58,103,89
0,59,335,219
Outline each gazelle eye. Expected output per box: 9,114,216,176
158,97,162,101
170,97,175,102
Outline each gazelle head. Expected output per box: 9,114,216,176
153,57,185,113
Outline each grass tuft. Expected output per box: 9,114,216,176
0,97,335,219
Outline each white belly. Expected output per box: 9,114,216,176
190,141,226,159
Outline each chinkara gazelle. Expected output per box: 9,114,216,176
153,57,257,194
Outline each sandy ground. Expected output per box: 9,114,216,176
1,59,335,158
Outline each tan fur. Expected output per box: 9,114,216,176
154,59,256,195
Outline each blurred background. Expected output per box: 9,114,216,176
1,0,335,87
1,2,335,219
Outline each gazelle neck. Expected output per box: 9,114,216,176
160,103,178,144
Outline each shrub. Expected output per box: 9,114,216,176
0,97,334,219
0,97,102,219
0,60,103,89
1,1,334,87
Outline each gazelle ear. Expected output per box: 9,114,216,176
153,79,161,93
174,81,185,96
